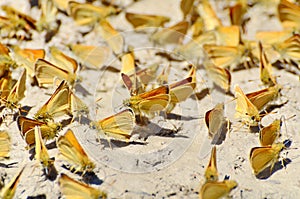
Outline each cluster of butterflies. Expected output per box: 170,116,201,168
0,0,299,198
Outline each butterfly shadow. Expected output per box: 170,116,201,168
27,194,47,199
164,112,199,121
82,171,104,185
255,158,292,180
43,163,58,181
190,88,210,101
98,138,147,149
74,83,91,97
0,162,18,168
134,122,188,140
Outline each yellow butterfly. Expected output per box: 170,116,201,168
34,126,55,176
250,139,291,175
259,119,282,146
203,44,250,70
196,0,222,31
200,180,238,199
11,46,45,77
229,0,247,30
49,46,78,75
125,12,170,29
57,129,95,174
0,43,16,71
35,58,77,88
258,42,277,86
234,85,260,126
121,63,159,96
272,34,300,65
17,116,62,148
167,76,196,113
0,167,24,199
151,21,189,45
123,86,170,118
175,31,216,60
59,173,107,199
215,25,240,46
91,109,135,142
69,44,110,69
245,84,281,111
204,146,219,182
0,131,10,159
68,1,118,26
205,63,231,92
36,0,58,32
52,0,71,12
34,80,70,122
180,0,195,19
69,91,89,122
96,19,124,55
205,103,229,144
1,69,26,110
278,0,300,30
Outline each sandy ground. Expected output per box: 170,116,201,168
0,0,300,198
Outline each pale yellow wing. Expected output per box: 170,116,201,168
34,126,52,168
246,84,281,111
69,44,110,69
97,19,123,55
125,12,170,29
68,1,117,26
259,42,276,86
234,85,260,126
98,110,135,140
205,103,225,139
59,173,107,199
7,69,26,106
249,143,283,175
0,167,24,199
35,58,76,87
205,63,231,92
259,119,281,146
196,0,222,31
0,131,10,159
278,0,300,30
151,21,189,45
200,180,238,199
50,46,78,73
57,129,95,173
11,46,45,77
204,146,218,182
35,80,70,121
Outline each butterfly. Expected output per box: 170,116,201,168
91,109,135,143
245,84,281,111
36,0,58,32
11,46,45,77
34,126,55,177
68,1,118,26
123,86,170,118
197,0,222,31
234,85,260,126
204,146,219,182
259,119,282,146
35,58,77,88
57,129,95,174
215,25,240,46
96,19,124,55
258,42,277,86
17,116,62,148
69,44,110,69
69,91,89,122
34,80,70,122
125,12,170,29
250,139,291,175
151,21,189,45
180,0,195,19
0,167,24,199
0,131,10,159
203,44,251,70
175,31,216,60
205,63,231,92
200,179,238,199
59,173,107,199
205,103,229,144
1,69,26,110
278,0,300,30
